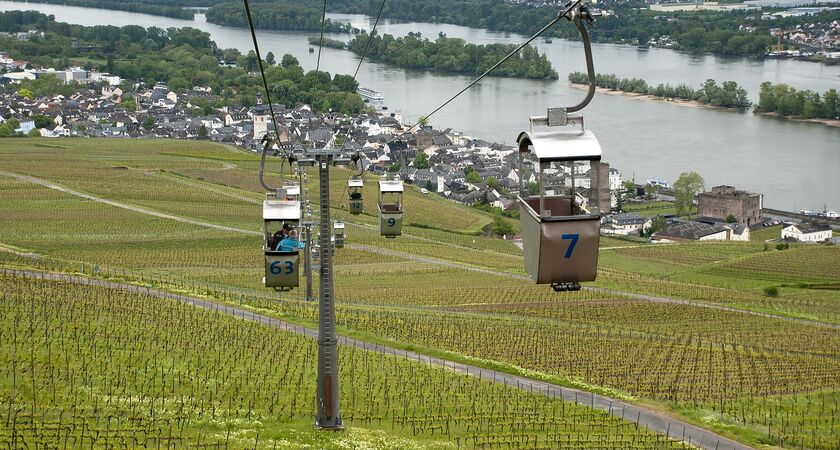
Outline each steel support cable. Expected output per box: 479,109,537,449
242,0,288,191
316,0,328,72
399,0,587,137
352,0,387,81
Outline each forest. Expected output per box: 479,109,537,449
202,0,801,58
755,82,840,120
205,2,354,33
7,0,835,59
568,71,752,109
0,12,367,114
7,0,834,59
346,32,558,79
4,0,195,19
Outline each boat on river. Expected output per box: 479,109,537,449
358,87,384,104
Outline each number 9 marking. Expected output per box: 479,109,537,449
387,218,396,227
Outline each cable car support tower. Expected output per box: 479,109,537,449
244,0,603,432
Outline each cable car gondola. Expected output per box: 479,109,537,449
283,182,301,201
263,193,302,290
378,178,403,238
348,178,364,214
333,221,345,248
516,3,603,292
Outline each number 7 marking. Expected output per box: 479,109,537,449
561,234,579,258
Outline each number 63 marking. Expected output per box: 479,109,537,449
561,234,579,258
269,260,295,275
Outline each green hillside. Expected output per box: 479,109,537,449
2,138,839,449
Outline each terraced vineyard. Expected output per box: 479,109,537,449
0,273,693,449
2,138,839,449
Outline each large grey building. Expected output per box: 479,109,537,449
697,185,763,226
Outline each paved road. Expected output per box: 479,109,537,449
2,268,753,450
3,170,836,331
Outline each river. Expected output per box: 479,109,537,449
1,1,838,211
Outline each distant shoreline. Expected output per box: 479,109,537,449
568,83,736,112
571,83,840,129
754,111,840,129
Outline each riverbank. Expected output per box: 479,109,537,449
755,111,840,129
569,83,737,112
572,83,840,128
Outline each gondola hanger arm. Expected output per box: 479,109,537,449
531,2,601,130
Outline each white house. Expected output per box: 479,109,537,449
782,222,832,242
726,223,751,241
602,213,651,236
609,168,622,191
15,120,35,135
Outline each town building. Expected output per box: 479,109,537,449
781,222,832,242
697,185,763,226
601,213,651,236
653,222,731,242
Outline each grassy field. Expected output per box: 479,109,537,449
2,138,839,449
2,273,695,449
622,200,679,218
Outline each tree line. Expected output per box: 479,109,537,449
755,82,839,120
4,0,195,19
0,12,368,115
205,2,354,33
568,71,751,109
200,0,813,58
308,36,347,50
346,32,558,79
7,0,833,58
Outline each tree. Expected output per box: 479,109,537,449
119,98,136,111
526,181,540,196
32,114,54,129
281,54,299,68
673,171,705,217
823,89,839,120
725,214,737,223
412,152,429,169
266,51,276,65
143,116,155,130
466,171,481,184
388,162,401,173
27,128,41,137
426,179,435,192
486,176,500,190
6,118,20,133
646,216,667,237
0,124,12,137
17,88,33,99
491,217,515,237
197,124,208,139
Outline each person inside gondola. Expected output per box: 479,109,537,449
276,229,304,252
270,223,291,250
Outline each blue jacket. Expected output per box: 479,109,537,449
276,237,304,252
